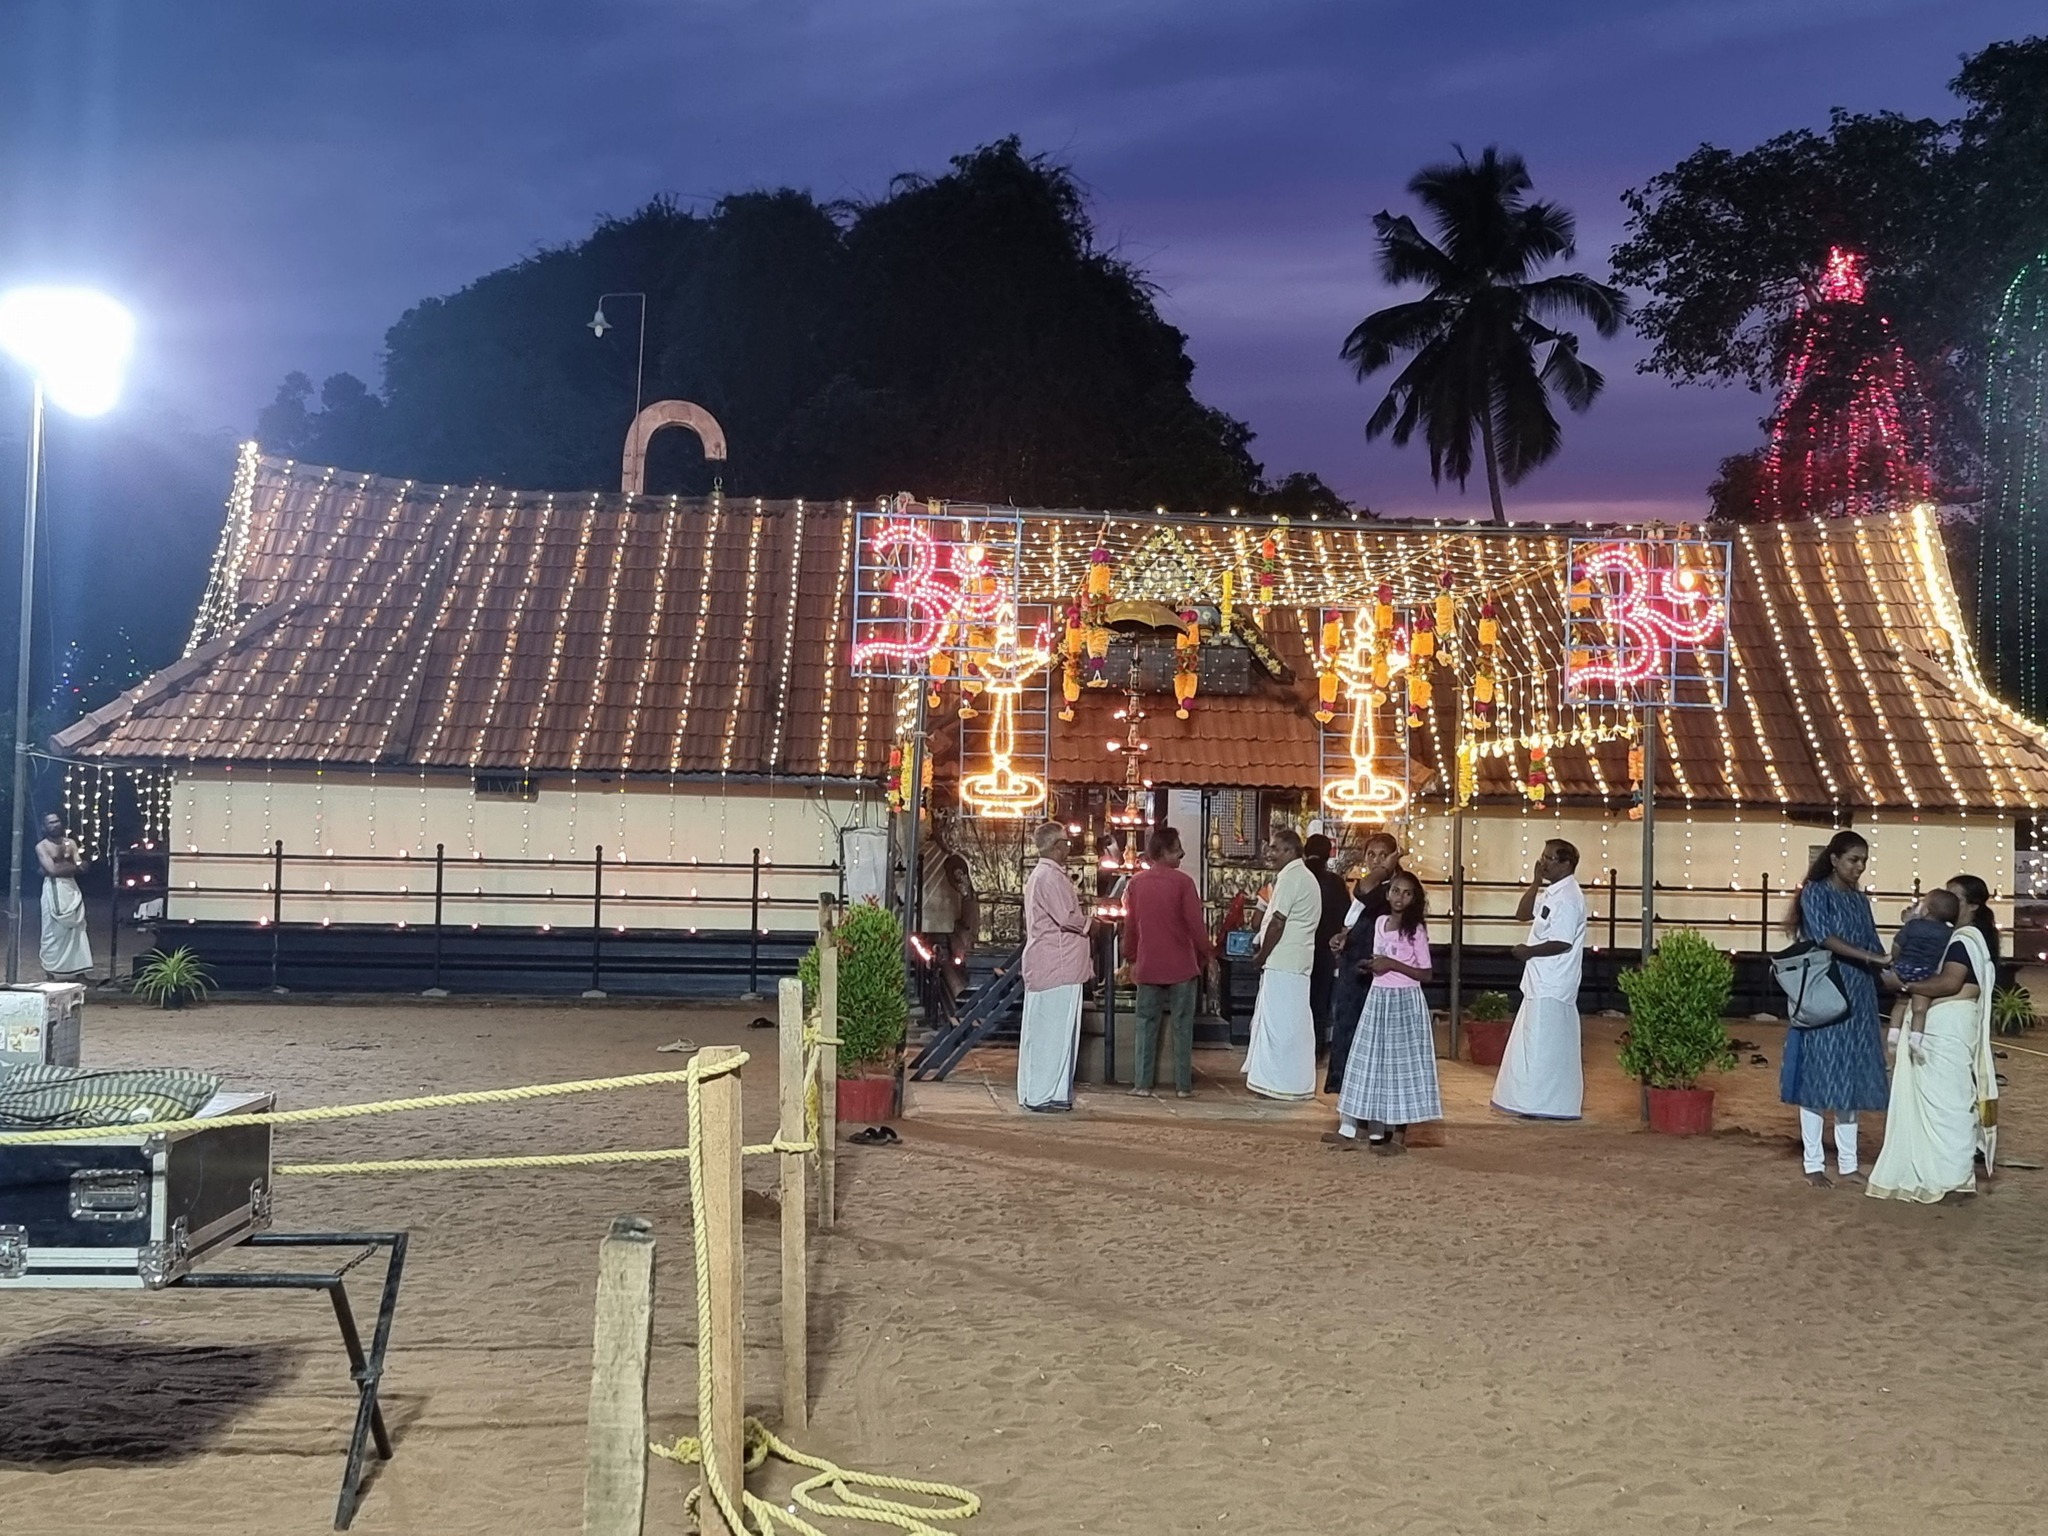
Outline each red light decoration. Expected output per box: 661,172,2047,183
1761,248,1935,520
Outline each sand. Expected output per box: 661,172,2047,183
3,1000,2046,1535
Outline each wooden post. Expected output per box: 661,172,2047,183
817,894,839,1232
694,1045,746,1536
582,1214,656,1536
776,976,809,1432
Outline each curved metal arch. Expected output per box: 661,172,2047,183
620,400,728,495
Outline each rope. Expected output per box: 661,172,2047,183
277,1148,696,1175
0,1063,743,1145
663,1060,979,1536
653,1418,979,1535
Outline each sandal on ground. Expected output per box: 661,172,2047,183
748,1015,776,1030
849,1125,900,1146
655,1038,698,1054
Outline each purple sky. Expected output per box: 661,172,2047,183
3,0,2040,518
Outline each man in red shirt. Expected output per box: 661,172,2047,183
1122,824,1215,1098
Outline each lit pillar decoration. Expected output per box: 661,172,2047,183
958,603,1054,819
1058,602,1084,721
1084,543,1114,685
1173,608,1201,719
1981,251,2048,719
1314,611,1343,724
1470,601,1500,728
1322,613,1411,822
1255,532,1280,621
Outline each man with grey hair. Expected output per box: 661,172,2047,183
1018,820,1092,1111
1243,825,1319,1100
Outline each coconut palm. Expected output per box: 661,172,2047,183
1344,147,1628,523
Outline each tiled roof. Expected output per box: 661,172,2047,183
59,453,2048,812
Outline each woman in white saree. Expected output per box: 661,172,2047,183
1868,878,2000,1204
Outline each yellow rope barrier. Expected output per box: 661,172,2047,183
0,1039,983,1527
0,1064,739,1144
659,1055,980,1536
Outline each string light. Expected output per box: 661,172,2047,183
1981,253,2048,717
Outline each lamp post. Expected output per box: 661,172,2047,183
0,286,134,983
588,292,648,423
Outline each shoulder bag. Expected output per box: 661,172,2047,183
1771,940,1852,1029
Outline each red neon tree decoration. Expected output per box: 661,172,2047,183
1760,248,1936,520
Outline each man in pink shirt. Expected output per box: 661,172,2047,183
1122,824,1214,1098
1019,821,1094,1111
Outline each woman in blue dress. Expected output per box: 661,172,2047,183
1781,831,1892,1187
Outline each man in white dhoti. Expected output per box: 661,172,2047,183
1018,821,1092,1112
1491,839,1587,1120
36,813,93,980
1243,827,1319,1101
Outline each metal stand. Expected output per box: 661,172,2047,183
177,1231,408,1531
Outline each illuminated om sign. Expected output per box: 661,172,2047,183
1567,543,1726,693
851,520,958,667
850,519,1013,668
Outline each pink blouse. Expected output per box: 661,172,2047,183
1370,915,1430,991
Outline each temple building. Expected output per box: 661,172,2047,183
52,448,2048,989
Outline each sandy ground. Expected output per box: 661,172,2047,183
3,1001,2046,1536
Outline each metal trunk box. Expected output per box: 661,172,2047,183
0,984,83,1070
0,1091,274,1289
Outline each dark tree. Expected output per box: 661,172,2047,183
263,142,1288,511
1342,147,1627,524
1612,35,2048,497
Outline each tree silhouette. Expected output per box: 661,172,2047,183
1342,146,1626,523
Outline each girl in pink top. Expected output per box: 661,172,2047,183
1325,871,1442,1155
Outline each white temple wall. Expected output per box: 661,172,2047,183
164,768,881,930
1383,803,2011,952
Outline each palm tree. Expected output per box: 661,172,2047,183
1343,147,1628,524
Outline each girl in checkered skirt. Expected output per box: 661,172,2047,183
1324,871,1440,1156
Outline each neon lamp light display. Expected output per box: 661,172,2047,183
957,601,1053,819
1320,612,1410,821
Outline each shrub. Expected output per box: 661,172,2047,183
798,900,908,1076
1992,984,2038,1037
1468,990,1512,1022
1617,930,1735,1089
133,947,214,1008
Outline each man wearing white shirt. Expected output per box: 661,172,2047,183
1491,839,1589,1120
1242,827,1320,1100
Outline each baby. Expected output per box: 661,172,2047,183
1888,887,1960,1054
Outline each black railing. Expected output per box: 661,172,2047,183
121,842,843,995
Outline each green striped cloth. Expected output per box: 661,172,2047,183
0,1065,223,1129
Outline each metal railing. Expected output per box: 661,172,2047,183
113,842,842,996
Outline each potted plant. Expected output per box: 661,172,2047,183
1463,991,1514,1067
1992,984,2038,1037
133,947,214,1010
1617,930,1735,1135
800,899,908,1125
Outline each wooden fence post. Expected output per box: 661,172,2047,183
694,1046,746,1536
582,1214,656,1536
776,976,809,1431
816,895,839,1232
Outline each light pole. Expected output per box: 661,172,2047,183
588,292,648,423
0,286,133,983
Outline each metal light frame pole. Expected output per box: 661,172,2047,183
5,380,45,984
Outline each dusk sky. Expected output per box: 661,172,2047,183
4,0,2041,519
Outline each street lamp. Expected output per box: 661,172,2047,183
0,286,134,983
588,292,647,422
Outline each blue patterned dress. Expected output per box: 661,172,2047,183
1779,880,1890,1113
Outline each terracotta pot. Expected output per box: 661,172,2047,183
1464,1017,1511,1068
1647,1085,1714,1136
835,1075,896,1125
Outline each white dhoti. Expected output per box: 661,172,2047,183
38,877,92,978
1243,968,1316,1101
1491,994,1583,1120
1017,983,1082,1110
